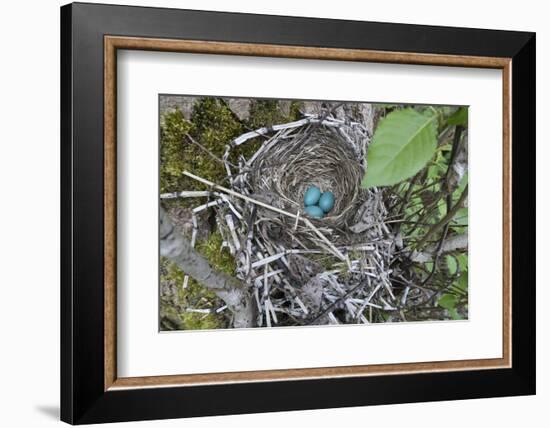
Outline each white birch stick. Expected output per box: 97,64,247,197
267,299,278,324
254,269,284,287
379,297,397,311
345,301,356,317
232,118,313,146
265,301,272,328
254,288,262,313
182,170,349,264
192,199,225,214
185,308,212,314
225,214,241,252
160,190,212,199
401,286,411,306
295,296,309,315
219,194,243,220
263,264,269,297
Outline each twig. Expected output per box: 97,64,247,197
414,185,468,250
184,132,238,168
160,190,213,199
410,234,468,262
306,280,367,325
444,126,464,193
182,170,350,265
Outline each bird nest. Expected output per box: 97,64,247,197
227,114,372,252
164,111,400,326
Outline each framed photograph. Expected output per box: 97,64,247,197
61,2,535,424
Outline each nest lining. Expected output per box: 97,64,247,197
249,127,364,224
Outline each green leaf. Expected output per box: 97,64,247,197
449,308,464,320
456,254,468,272
452,207,468,227
437,199,447,217
427,164,440,179
362,109,438,188
446,255,458,275
457,271,468,291
447,107,468,126
438,293,457,310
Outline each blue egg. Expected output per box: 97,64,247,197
303,186,321,206
319,191,335,213
304,205,324,219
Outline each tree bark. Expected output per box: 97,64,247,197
410,234,468,262
160,206,256,328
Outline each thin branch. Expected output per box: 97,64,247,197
182,170,350,265
184,132,238,168
414,185,468,250
410,234,468,262
160,206,256,328
305,280,367,325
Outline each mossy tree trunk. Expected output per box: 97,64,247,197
160,206,256,328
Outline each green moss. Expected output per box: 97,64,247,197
159,97,307,330
160,108,195,195
160,305,184,330
308,253,338,271
247,99,286,129
160,98,305,197
160,98,244,197
159,231,237,331
288,101,303,121
195,231,235,275
191,98,244,152
180,312,222,330
246,99,302,128
178,232,235,303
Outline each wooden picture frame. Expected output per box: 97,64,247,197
61,2,535,424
